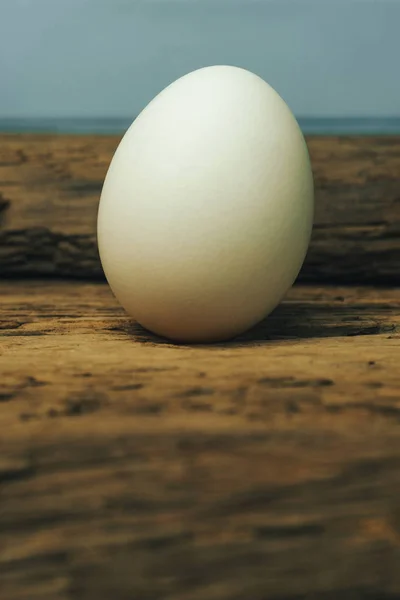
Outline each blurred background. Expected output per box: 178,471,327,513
1,0,400,134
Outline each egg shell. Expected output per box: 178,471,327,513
98,65,314,343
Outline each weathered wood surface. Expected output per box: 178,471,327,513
0,134,399,283
1,280,400,599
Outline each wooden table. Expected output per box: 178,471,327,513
0,135,399,600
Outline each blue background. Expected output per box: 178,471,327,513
1,0,399,133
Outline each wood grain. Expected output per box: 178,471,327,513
1,280,400,599
0,134,399,283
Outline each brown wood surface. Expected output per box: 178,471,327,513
0,134,399,283
1,280,400,599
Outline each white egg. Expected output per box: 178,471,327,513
98,65,314,343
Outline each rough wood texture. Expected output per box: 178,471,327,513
1,280,400,599
0,134,399,283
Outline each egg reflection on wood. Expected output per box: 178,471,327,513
97,66,314,343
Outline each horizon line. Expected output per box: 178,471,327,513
1,116,400,135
